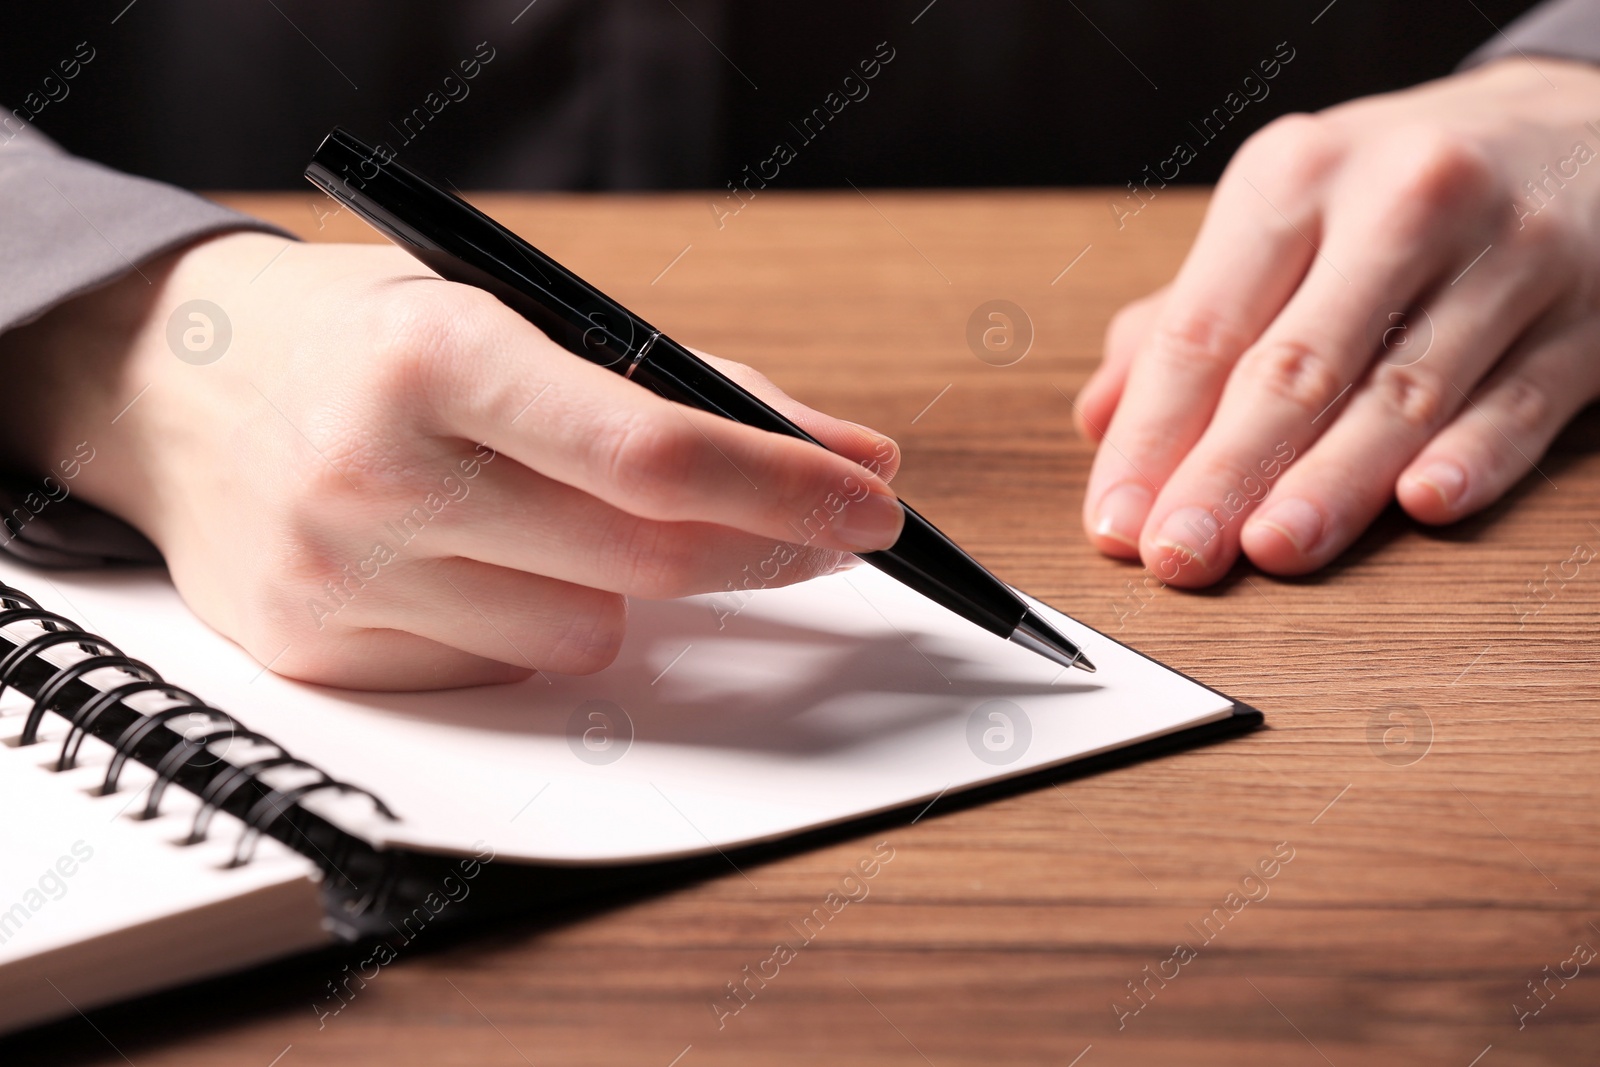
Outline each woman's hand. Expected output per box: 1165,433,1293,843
3,233,901,688
1077,57,1600,586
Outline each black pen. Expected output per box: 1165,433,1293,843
304,128,1095,675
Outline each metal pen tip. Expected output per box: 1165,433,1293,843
1010,607,1096,675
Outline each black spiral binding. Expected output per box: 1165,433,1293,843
0,578,407,933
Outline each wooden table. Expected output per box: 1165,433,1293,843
17,189,1600,1066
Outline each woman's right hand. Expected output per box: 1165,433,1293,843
3,232,902,689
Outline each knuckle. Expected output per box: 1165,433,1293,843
287,425,413,518
1237,338,1342,416
1106,297,1155,355
1106,302,1141,341
1148,308,1255,375
1401,130,1494,200
363,282,494,406
1490,374,1551,437
766,456,864,539
1511,199,1567,251
544,594,626,674
768,448,832,507
273,510,355,600
610,520,703,600
1370,362,1450,432
791,546,847,582
305,432,397,499
1113,422,1187,463
599,413,700,514
787,543,846,585
1234,113,1341,197
367,287,451,387
1193,455,1278,509
1377,130,1495,230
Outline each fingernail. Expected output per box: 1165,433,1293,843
1252,497,1325,555
1413,460,1467,509
1151,507,1216,570
1093,483,1152,551
832,490,905,552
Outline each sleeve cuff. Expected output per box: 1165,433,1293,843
0,119,291,333
1460,0,1600,70
0,474,163,568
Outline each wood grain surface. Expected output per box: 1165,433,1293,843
12,188,1600,1066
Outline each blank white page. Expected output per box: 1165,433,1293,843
0,558,1236,864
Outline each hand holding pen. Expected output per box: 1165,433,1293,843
307,129,1093,674
5,230,912,689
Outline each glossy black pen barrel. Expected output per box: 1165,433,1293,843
304,128,1077,658
305,129,648,374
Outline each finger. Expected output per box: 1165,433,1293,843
1395,314,1600,525
333,555,627,676
275,627,535,691
1083,117,1336,559
696,351,901,481
1076,284,1169,443
1239,252,1561,574
418,295,905,554
1138,133,1496,585
411,456,844,599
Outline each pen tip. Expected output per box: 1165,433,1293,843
1010,608,1096,675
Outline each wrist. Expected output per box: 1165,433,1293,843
1463,53,1600,108
0,230,288,547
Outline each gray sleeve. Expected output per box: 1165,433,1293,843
1460,0,1600,69
0,119,290,567
0,119,288,332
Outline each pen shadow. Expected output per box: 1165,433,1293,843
331,594,1100,757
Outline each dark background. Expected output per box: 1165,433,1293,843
2,0,1541,191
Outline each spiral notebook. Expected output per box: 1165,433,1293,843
0,553,1259,1035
